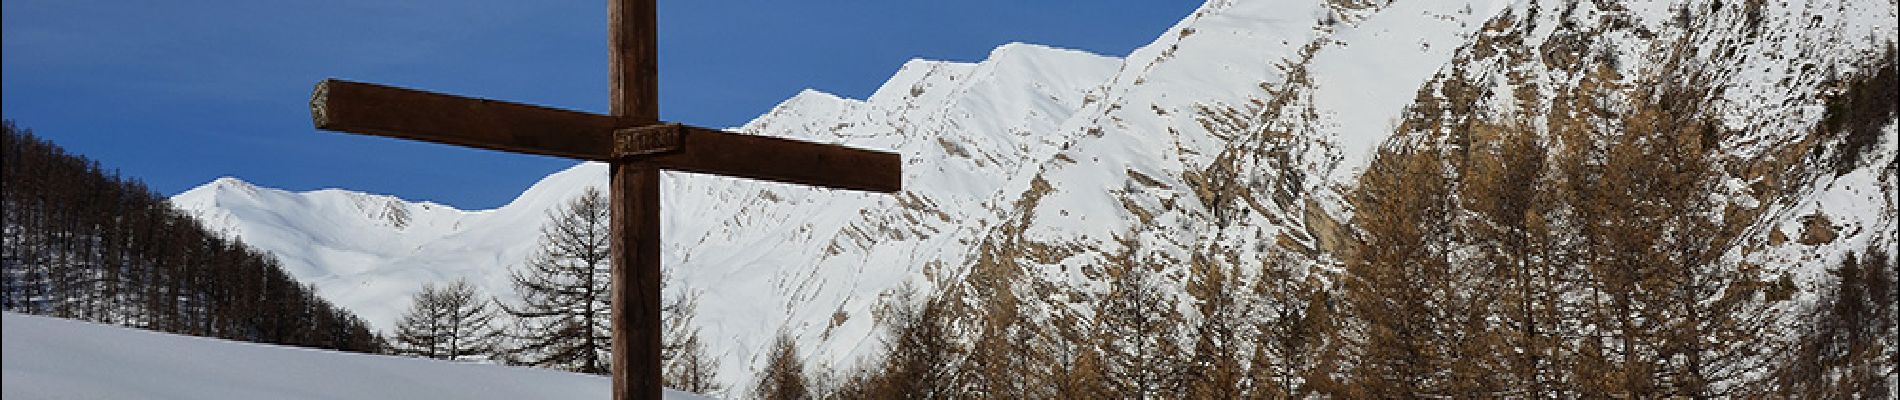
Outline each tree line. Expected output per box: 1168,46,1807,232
1,120,380,353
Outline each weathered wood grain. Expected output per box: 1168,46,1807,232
652,126,902,193
311,79,615,160
609,164,662,400
313,80,899,192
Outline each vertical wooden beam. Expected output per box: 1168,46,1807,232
609,163,662,400
609,0,662,400
610,0,659,123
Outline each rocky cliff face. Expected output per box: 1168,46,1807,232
174,0,1897,393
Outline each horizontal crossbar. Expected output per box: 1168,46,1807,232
311,79,900,193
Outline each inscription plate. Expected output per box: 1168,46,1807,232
613,123,683,158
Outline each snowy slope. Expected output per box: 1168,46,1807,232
170,0,1899,393
1,312,707,399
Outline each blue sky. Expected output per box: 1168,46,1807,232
3,1,1199,210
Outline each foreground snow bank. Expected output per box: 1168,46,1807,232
1,313,707,399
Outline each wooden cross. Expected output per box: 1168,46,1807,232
306,1,901,398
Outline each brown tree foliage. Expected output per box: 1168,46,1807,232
1252,253,1337,399
1332,59,1795,398
1095,252,1191,398
1337,136,1507,398
831,289,965,399
755,333,814,400
1777,246,1898,397
663,292,722,394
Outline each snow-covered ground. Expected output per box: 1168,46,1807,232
0,312,706,399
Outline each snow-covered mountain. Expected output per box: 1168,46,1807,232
0,312,706,399
172,0,1898,393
